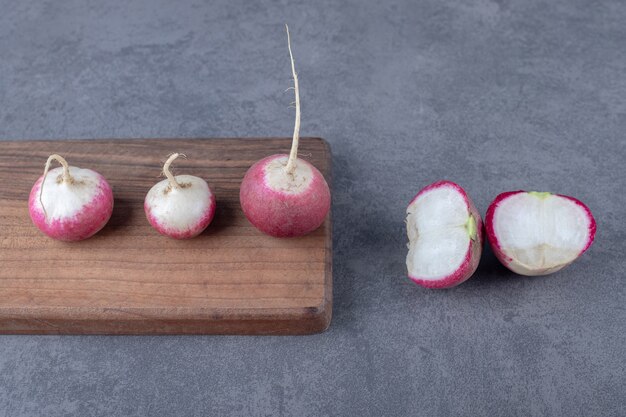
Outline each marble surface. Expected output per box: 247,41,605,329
0,0,625,415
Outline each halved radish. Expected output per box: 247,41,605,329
406,181,483,289
485,191,596,276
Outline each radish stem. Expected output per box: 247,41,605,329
163,153,184,189
40,154,73,219
284,24,301,176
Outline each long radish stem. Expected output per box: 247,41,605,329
163,153,184,189
39,154,73,219
284,24,301,176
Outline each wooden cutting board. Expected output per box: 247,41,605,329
0,138,332,335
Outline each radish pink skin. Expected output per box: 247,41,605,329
144,194,216,239
407,180,484,289
240,154,331,238
28,173,114,242
485,191,596,272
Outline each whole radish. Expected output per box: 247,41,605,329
239,25,330,238
485,190,596,276
406,181,483,289
28,154,114,241
144,153,216,239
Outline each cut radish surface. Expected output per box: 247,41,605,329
406,181,483,289
485,191,596,276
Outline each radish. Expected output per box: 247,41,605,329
406,181,483,289
28,154,114,241
144,153,216,239
485,191,596,276
239,25,330,238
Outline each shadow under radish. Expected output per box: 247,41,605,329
100,197,135,234
467,240,520,286
200,200,238,235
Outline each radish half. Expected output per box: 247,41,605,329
28,154,114,241
144,153,216,239
406,181,483,289
239,25,330,238
485,191,596,276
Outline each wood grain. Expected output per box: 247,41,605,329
0,138,332,334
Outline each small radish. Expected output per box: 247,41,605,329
485,191,596,276
239,25,330,238
28,154,114,241
144,153,215,239
406,181,483,289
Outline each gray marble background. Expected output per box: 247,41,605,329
1,0,625,416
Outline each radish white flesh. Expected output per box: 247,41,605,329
485,191,596,276
406,181,483,289
144,153,216,239
28,154,114,241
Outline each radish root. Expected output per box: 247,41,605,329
39,154,73,219
163,153,186,190
284,24,301,176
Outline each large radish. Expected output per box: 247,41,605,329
239,25,330,238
